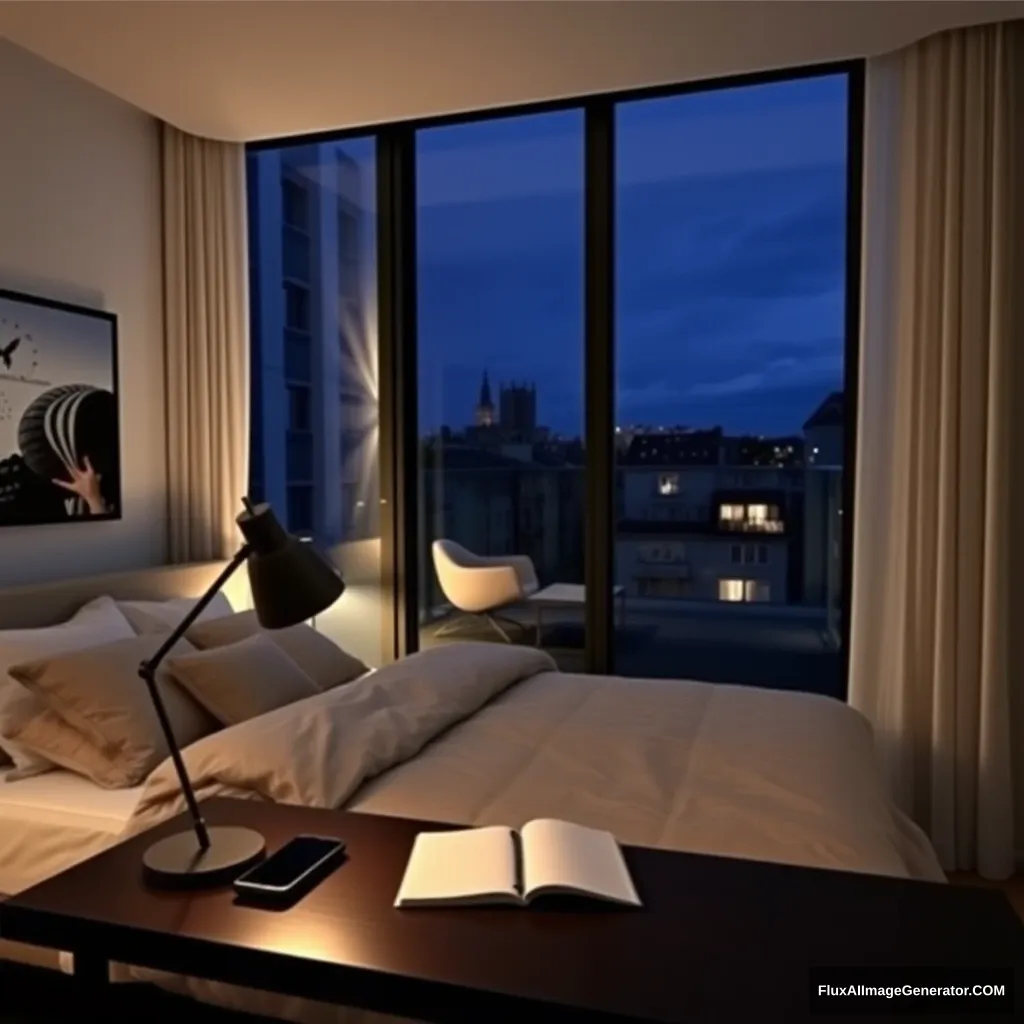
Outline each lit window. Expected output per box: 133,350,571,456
657,473,680,496
744,503,783,533
720,503,744,521
719,578,771,603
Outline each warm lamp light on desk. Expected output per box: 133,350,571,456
137,498,345,888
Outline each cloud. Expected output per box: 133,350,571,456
685,353,842,401
687,373,767,398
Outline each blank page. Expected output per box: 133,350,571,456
394,826,518,907
521,819,641,905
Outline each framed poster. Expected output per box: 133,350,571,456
0,288,121,527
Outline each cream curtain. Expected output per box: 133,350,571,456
851,22,1024,879
161,123,249,562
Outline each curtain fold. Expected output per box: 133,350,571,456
161,123,249,562
851,22,1024,879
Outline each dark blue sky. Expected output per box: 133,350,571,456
414,72,848,438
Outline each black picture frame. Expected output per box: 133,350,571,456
0,287,121,528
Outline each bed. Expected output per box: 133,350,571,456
0,561,946,1023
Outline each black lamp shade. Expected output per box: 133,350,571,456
236,502,345,629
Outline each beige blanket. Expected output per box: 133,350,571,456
130,642,941,881
126,642,943,1024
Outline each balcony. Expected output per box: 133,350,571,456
718,519,785,534
421,598,842,699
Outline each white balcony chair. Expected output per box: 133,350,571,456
431,539,539,643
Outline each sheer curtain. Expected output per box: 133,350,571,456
850,21,1024,879
161,123,249,562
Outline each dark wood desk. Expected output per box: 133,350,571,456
1,798,1022,1023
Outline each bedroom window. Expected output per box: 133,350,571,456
613,68,853,698
247,60,858,686
246,136,385,667
415,109,586,644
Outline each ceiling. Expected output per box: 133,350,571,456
2,0,1022,143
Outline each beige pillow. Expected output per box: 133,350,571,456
167,634,320,726
9,634,219,788
186,611,368,691
117,593,234,635
0,595,138,776
1,704,126,788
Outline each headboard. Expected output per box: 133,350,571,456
0,562,253,630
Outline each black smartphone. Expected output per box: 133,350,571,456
233,835,346,903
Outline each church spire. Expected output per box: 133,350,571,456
475,370,495,426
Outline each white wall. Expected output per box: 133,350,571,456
0,40,166,587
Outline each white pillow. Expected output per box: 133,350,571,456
117,593,234,635
0,596,137,775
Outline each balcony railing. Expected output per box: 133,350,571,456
718,519,785,534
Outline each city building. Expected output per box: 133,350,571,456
498,381,537,441
616,454,799,605
247,143,377,550
423,387,841,620
614,401,841,609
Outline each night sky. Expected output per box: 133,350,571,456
414,72,849,438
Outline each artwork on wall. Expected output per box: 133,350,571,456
0,288,121,527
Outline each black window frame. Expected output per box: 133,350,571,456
247,59,864,696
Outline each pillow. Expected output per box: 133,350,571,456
186,610,368,692
117,593,234,635
0,704,127,788
8,634,219,788
167,634,320,726
0,596,137,776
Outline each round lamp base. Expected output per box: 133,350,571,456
142,826,266,889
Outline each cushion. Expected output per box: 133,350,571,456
0,596,137,776
8,634,219,788
166,634,319,726
117,593,234,635
186,610,368,691
0,704,127,788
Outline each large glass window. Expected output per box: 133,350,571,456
613,73,851,696
415,112,586,666
246,138,384,666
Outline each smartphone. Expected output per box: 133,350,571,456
233,835,346,902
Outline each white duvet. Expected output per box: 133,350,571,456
118,642,943,1024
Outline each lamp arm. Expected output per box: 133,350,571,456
144,544,252,669
137,543,252,852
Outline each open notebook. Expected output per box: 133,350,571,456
394,819,641,908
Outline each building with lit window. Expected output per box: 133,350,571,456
247,143,376,549
614,403,839,608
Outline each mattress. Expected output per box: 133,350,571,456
0,768,144,896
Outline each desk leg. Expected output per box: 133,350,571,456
72,948,110,993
